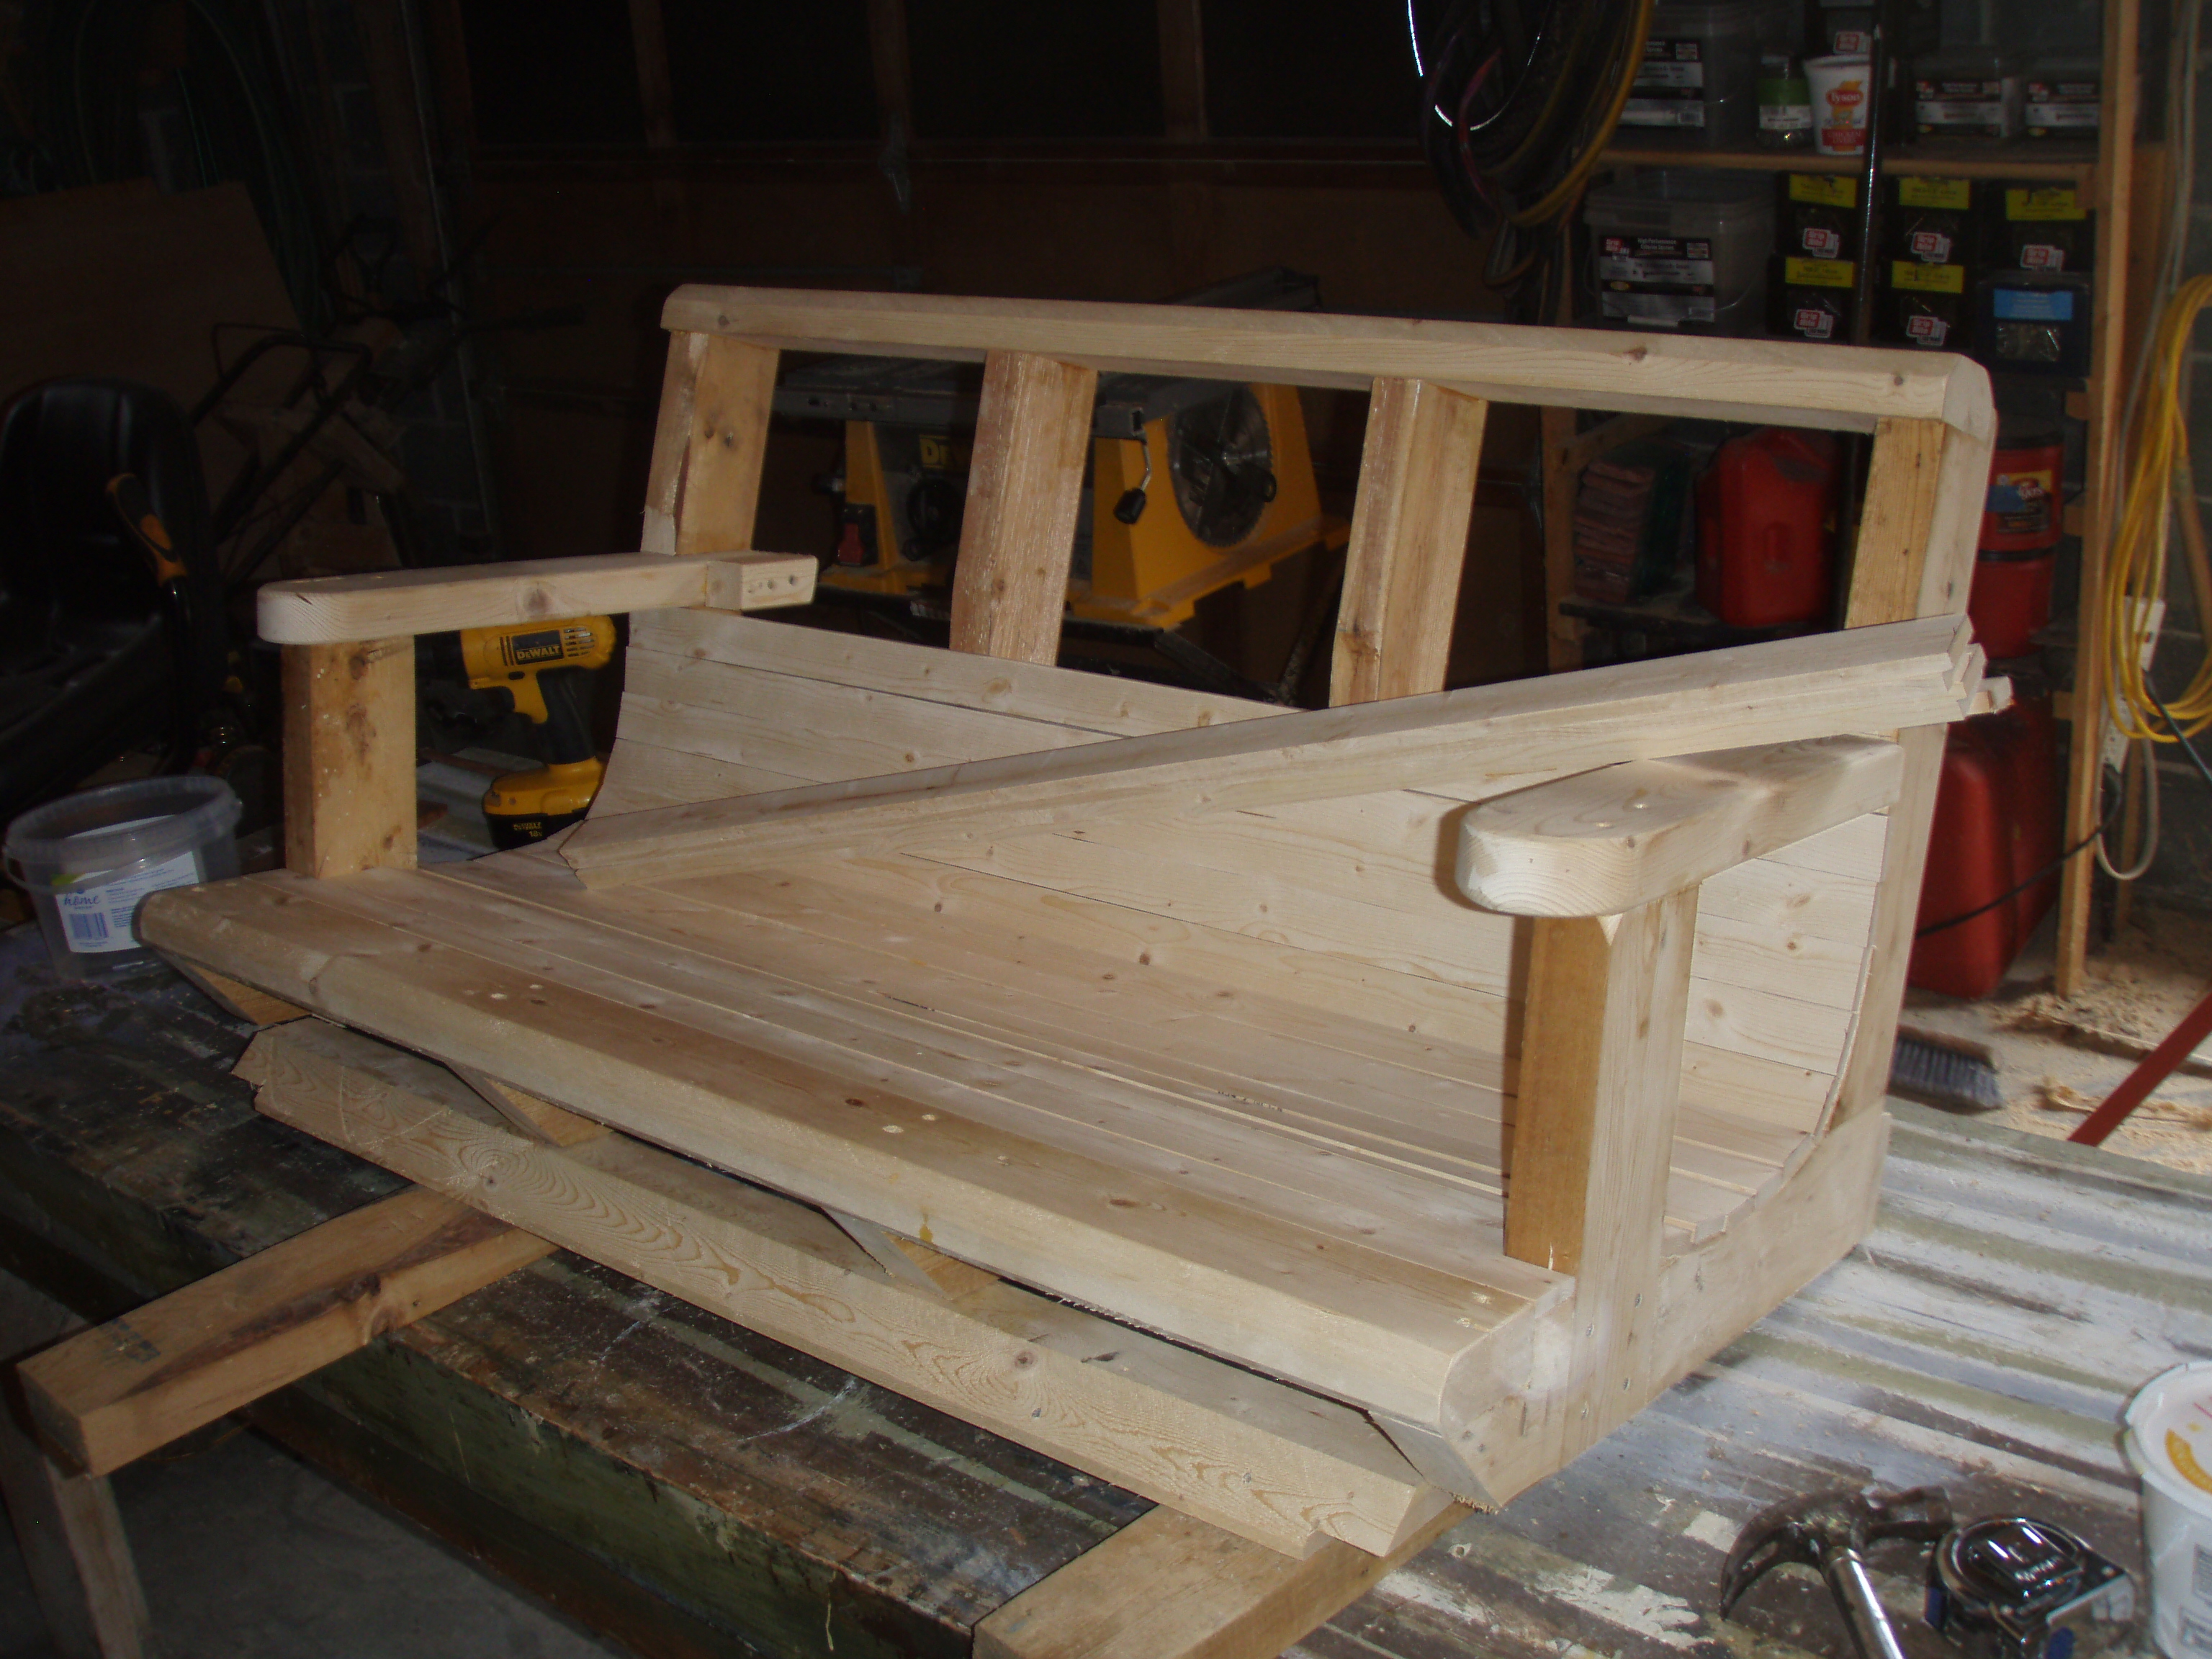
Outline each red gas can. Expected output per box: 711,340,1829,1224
1907,695,2060,999
1968,549,2057,657
1696,428,1842,627
1981,419,2064,552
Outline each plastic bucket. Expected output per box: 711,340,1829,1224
1806,55,1872,155
2124,1361,2212,1657
4,776,240,980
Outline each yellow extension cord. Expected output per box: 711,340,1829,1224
1509,0,1655,231
2101,272,2212,742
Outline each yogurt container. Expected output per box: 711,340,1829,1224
2124,1361,2212,1656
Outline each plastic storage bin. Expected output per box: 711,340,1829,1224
1585,169,1775,336
4,775,240,981
1619,0,1793,148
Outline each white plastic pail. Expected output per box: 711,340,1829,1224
2126,1362,2212,1657
4,776,240,980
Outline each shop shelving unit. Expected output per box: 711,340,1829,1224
1542,0,2139,992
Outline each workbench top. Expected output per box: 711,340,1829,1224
0,924,2200,1659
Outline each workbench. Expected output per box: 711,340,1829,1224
0,921,2198,1659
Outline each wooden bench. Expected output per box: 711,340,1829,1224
128,288,1995,1568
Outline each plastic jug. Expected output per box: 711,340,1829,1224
1695,427,1840,627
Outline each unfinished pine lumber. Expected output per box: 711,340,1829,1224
18,1190,551,1478
1457,735,1905,917
239,1020,1455,1556
657,284,1994,435
141,288,1994,1573
256,550,816,644
559,615,1983,890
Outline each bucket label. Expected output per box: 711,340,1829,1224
2171,1429,2212,1496
55,848,201,955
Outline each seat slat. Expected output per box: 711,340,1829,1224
143,872,1560,1429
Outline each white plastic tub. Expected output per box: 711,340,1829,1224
4,775,240,980
2125,1361,2212,1658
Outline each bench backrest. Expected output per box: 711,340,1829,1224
606,288,1995,1141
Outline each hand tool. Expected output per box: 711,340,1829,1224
423,616,614,848
1925,1515,2134,1659
1721,1485,1954,1659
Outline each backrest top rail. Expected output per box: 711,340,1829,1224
660,285,1995,439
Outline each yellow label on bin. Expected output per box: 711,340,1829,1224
1892,261,1967,294
1788,174,1857,207
1897,176,1972,210
2170,1429,2212,1494
1785,257,1857,288
2006,186,2087,221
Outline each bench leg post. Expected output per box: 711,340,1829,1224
1506,889,1696,1460
0,1277,153,1659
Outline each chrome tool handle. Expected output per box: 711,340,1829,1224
1825,1550,1910,1659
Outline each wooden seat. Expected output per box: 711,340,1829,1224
143,286,1995,1559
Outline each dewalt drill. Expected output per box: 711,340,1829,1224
423,617,615,849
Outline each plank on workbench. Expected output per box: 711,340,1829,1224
18,1187,551,1477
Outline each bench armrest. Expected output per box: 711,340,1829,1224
257,550,816,644
1455,735,1903,918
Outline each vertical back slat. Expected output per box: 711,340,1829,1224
1331,378,1487,706
948,351,1098,665
642,331,780,559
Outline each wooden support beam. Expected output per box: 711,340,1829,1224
972,1499,1469,1659
1156,0,1208,143
864,0,912,139
2057,0,2141,997
1540,405,1585,670
17,1187,552,1478
0,1280,151,1659
1457,737,1902,917
1832,413,1991,1121
642,333,781,559
1844,418,1948,626
948,351,1098,665
351,0,441,281
626,0,677,148
282,637,416,878
256,551,816,644
240,1020,1449,1559
557,615,1984,889
1507,889,1696,1462
661,286,1997,437
1332,379,1485,706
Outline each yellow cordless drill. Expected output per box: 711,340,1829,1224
424,616,615,849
